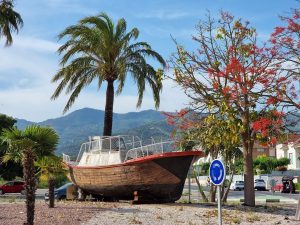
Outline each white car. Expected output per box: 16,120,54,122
254,179,266,191
231,180,244,191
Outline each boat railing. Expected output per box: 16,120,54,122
75,136,142,162
63,153,70,163
124,141,177,161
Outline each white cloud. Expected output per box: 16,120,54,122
0,36,58,91
42,0,97,16
0,78,189,122
142,26,196,40
0,35,189,122
136,10,194,20
13,36,60,53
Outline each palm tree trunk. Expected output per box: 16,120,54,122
48,177,55,208
23,148,36,225
103,80,114,136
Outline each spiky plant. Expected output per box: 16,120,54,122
0,0,23,46
1,125,59,225
51,12,166,136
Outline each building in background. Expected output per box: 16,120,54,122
276,134,300,170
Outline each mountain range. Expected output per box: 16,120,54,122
10,107,300,158
15,108,173,157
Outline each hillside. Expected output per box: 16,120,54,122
15,108,172,156
12,108,300,158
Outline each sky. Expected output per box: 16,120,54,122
0,0,299,122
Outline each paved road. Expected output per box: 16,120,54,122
0,189,47,200
1,186,299,204
183,183,300,203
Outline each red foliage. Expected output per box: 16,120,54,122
272,27,285,36
267,97,278,105
252,110,284,146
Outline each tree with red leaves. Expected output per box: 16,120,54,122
271,7,300,110
169,11,298,206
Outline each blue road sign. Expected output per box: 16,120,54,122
209,159,226,186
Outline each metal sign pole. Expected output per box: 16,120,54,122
217,185,222,225
209,159,225,225
188,174,191,203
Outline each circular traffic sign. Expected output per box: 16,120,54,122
209,159,226,186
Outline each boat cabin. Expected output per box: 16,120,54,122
63,136,176,167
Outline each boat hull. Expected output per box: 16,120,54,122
66,151,203,202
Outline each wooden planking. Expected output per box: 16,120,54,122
66,154,198,201
68,160,181,188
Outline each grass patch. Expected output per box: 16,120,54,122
8,196,16,203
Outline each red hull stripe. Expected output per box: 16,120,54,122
67,150,204,170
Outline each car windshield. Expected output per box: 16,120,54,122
255,179,265,182
236,181,244,184
57,183,72,190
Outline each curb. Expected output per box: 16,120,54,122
239,199,281,203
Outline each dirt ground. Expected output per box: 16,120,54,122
0,201,299,225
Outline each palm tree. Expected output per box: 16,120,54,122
51,13,166,136
1,125,59,225
0,0,23,46
35,156,66,208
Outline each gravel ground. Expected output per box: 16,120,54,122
83,202,299,225
0,201,99,225
0,201,299,225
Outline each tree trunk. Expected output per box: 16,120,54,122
48,177,55,208
23,149,36,225
243,147,255,206
241,108,255,207
222,172,234,203
210,185,216,202
193,172,208,202
103,80,114,136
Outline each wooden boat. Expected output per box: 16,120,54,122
63,136,204,203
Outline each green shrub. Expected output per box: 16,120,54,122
254,156,290,174
295,183,300,190
198,162,210,175
0,176,5,185
37,173,69,188
276,158,290,167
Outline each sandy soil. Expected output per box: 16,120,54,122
0,201,299,225
0,201,98,225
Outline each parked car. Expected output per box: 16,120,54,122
254,179,266,191
231,180,244,191
272,183,283,192
0,181,25,195
272,176,296,193
44,182,74,200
